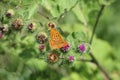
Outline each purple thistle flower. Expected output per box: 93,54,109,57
68,55,74,62
61,43,70,52
39,44,45,51
78,43,86,53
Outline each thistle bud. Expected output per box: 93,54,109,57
36,32,47,44
48,53,59,63
6,9,14,18
0,24,9,32
39,44,45,51
48,22,56,29
27,22,36,32
12,19,23,30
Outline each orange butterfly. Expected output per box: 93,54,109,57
49,28,68,49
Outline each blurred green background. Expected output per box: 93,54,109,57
0,0,120,80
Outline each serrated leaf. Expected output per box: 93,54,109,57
40,0,78,17
72,4,87,26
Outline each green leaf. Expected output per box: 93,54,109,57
99,0,115,5
21,68,32,79
72,32,88,42
40,0,78,17
27,2,40,19
72,4,87,26
7,74,19,80
67,31,88,48
26,58,47,71
0,68,8,79
67,34,75,48
91,36,113,64
61,72,87,80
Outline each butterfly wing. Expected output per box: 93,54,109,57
49,28,67,49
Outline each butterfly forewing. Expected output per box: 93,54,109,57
49,28,67,49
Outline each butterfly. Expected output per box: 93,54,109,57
49,28,68,49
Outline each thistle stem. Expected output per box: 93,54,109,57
88,5,111,80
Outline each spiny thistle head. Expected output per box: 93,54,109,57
12,19,23,30
78,43,86,53
39,44,45,51
48,53,59,63
68,55,74,62
36,32,47,44
27,22,36,32
61,43,70,52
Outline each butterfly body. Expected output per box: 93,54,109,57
49,28,67,49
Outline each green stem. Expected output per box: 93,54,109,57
88,5,111,80
89,5,105,44
89,52,111,80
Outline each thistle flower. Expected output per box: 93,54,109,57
68,55,74,62
61,43,70,52
27,22,36,32
36,32,47,44
12,19,23,29
39,44,45,51
48,53,58,63
78,43,86,53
